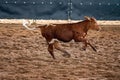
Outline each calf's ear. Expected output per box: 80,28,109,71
84,16,91,21
91,17,96,21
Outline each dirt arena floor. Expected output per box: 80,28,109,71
0,23,120,80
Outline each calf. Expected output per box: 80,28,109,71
23,16,101,59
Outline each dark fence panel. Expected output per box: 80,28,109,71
0,0,120,20
71,0,120,20
0,0,69,19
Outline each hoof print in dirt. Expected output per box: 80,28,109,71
62,53,71,58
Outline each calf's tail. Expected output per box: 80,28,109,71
22,19,56,30
22,19,36,30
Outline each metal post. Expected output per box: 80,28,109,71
68,0,72,21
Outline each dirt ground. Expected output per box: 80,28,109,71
0,23,120,80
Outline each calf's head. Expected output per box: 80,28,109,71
85,16,101,31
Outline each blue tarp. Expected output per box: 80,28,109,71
0,0,120,20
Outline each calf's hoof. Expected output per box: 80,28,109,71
92,47,97,52
94,49,97,52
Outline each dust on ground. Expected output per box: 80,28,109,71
0,24,120,80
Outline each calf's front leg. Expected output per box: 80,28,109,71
86,41,97,52
74,37,97,52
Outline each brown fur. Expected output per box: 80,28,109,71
37,17,101,59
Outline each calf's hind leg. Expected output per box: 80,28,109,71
53,41,71,58
48,43,55,59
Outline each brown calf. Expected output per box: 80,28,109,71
36,16,101,59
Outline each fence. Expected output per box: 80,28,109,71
0,0,120,20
